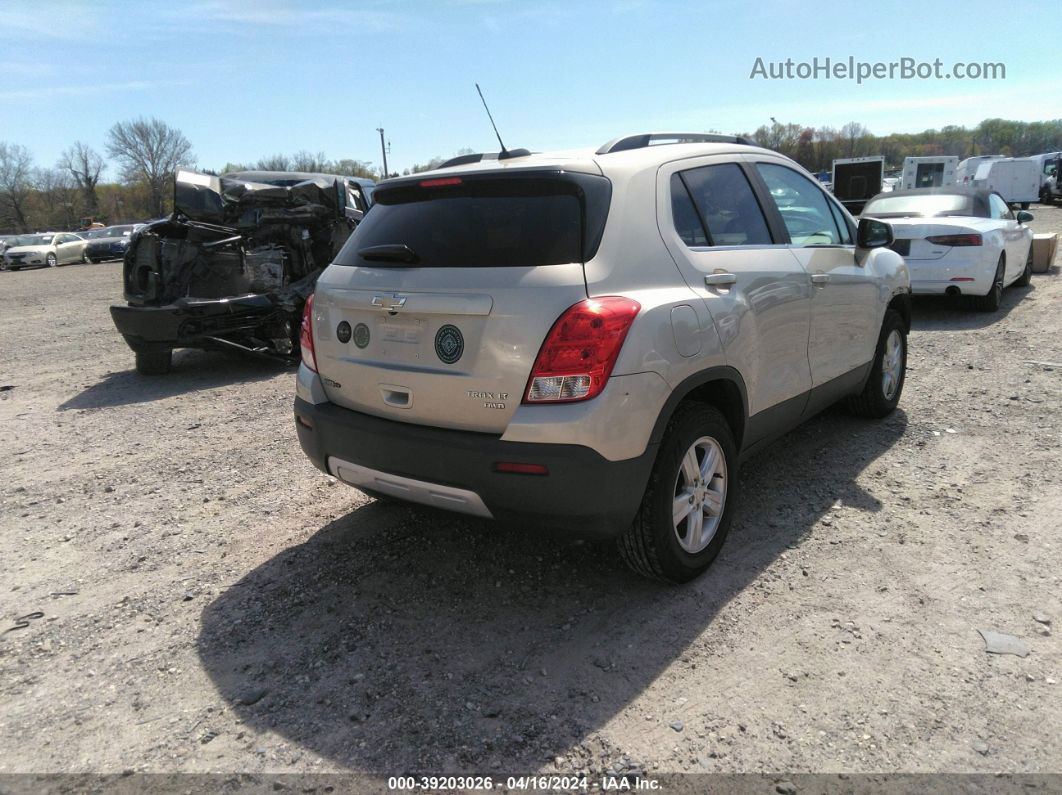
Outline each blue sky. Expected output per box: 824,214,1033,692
2,0,1060,177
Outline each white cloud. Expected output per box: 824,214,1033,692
0,79,191,101
0,3,101,39
169,1,406,31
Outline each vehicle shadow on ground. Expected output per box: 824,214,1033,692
57,350,288,411
910,280,1034,332
197,407,907,773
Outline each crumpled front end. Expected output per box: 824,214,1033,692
112,170,351,363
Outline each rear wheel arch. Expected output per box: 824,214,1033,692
649,367,748,454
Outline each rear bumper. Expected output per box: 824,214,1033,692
907,258,993,295
110,294,281,351
293,394,657,539
86,245,125,260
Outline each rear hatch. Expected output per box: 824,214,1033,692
312,169,611,433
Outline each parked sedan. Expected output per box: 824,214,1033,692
862,188,1033,311
83,224,143,263
3,232,89,270
0,235,24,269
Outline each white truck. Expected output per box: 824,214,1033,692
1031,152,1062,204
900,156,958,190
963,158,1040,208
956,155,1004,184
832,156,884,214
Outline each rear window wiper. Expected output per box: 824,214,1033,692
358,244,419,264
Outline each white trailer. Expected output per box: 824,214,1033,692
900,156,958,190
956,155,1004,184
968,158,1041,208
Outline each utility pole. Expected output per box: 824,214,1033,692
376,127,389,179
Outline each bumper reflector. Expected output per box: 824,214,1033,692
493,462,550,476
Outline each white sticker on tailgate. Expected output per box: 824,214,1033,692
377,317,423,344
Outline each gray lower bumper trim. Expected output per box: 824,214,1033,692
327,456,494,519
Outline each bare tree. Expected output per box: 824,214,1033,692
254,154,291,171
33,168,81,229
290,150,330,172
0,142,35,232
840,121,872,157
58,141,105,215
106,117,194,217
333,158,376,179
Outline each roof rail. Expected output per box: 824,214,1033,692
595,132,759,155
437,148,533,169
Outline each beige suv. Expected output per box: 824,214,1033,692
294,133,911,582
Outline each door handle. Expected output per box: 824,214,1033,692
811,273,831,285
704,272,737,287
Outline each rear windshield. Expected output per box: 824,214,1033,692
333,172,611,268
864,194,975,218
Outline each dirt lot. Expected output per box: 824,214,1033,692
1,210,1060,782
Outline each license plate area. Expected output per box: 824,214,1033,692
377,316,424,345
889,239,911,256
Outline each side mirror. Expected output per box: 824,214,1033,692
1016,210,1034,223
857,217,894,249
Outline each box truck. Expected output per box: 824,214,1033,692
966,158,1041,208
956,155,1004,184
831,156,884,214
1039,157,1062,204
900,156,958,190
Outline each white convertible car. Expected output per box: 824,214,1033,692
3,232,89,270
862,188,1034,311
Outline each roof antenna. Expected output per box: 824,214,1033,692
476,83,508,157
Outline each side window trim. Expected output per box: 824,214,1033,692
825,198,855,247
739,160,789,245
675,172,713,246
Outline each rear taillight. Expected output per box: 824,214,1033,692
420,177,462,187
300,293,317,372
926,233,982,246
524,296,640,404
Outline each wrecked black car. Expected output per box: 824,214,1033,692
110,169,374,374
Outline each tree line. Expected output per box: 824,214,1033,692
0,117,380,235
743,117,1062,174
4,116,1062,234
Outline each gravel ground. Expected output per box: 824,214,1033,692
1,209,1060,779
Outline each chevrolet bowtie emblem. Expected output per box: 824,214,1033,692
371,293,407,311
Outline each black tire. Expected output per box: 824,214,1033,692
46,253,57,268
135,349,172,375
846,309,907,419
1014,245,1033,287
1020,202,1030,210
618,403,737,583
972,256,1005,312
1040,189,1053,206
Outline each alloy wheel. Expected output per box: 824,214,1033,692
672,436,727,554
881,329,903,401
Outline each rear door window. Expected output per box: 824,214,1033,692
671,163,772,246
335,173,610,267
